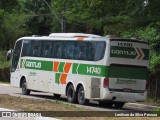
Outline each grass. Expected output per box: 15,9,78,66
0,50,11,68
145,97,160,106
0,94,82,111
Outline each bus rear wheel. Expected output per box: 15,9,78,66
78,86,89,105
21,79,30,95
114,102,125,108
67,84,77,103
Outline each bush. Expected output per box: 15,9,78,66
0,51,11,82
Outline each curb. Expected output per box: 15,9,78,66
0,83,11,87
127,103,160,110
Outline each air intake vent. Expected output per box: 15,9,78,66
91,78,100,98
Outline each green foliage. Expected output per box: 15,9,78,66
121,24,160,70
152,108,160,116
0,51,11,68
0,0,29,50
21,0,52,35
0,0,19,13
0,0,160,73
150,55,160,71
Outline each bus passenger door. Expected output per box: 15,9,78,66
26,70,39,90
11,40,22,87
39,71,49,92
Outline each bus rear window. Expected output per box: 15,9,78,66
109,64,149,80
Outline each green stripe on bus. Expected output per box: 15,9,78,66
58,62,65,72
20,59,148,79
142,49,149,60
24,59,53,71
72,63,108,77
72,63,79,74
55,73,61,84
20,59,23,68
109,66,149,80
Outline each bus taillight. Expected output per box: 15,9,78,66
103,77,109,88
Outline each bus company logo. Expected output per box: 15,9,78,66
111,49,136,56
2,112,11,117
26,61,41,68
110,46,147,60
21,59,26,68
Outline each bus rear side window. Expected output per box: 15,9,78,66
94,42,106,61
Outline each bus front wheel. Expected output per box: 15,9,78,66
22,79,30,95
78,86,89,105
67,84,77,103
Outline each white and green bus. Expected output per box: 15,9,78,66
9,33,149,108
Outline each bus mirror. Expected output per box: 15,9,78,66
6,49,12,61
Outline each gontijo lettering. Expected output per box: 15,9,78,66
111,49,136,56
26,61,41,68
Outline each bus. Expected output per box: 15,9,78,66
9,33,149,108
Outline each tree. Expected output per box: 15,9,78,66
0,0,26,50
21,0,52,35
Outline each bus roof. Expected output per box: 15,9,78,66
18,33,148,44
49,33,101,38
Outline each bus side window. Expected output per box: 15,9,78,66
74,43,80,59
31,41,40,57
88,42,95,61
75,42,88,60
41,41,52,58
64,42,75,59
52,42,63,59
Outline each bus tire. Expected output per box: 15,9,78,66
54,94,61,99
22,79,30,95
78,86,89,105
67,84,77,103
99,101,113,108
114,102,125,108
